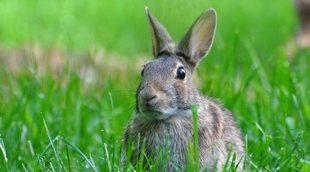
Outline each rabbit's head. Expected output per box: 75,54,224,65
136,7,216,120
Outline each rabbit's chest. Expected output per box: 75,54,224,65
131,119,194,158
130,121,193,169
145,123,192,148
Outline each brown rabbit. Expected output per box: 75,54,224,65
122,7,244,171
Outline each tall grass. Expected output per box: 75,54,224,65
0,0,309,171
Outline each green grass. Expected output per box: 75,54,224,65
0,0,310,171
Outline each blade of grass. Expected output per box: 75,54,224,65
40,136,98,172
65,143,72,172
191,104,199,172
89,153,97,171
22,163,29,172
27,140,35,157
50,162,56,172
43,118,64,170
104,143,112,172
0,137,8,163
137,139,147,171
60,137,98,171
108,92,114,112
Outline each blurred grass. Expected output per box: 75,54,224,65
0,0,295,55
0,0,309,171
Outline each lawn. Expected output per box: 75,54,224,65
0,0,309,171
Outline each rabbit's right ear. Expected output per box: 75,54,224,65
145,7,173,58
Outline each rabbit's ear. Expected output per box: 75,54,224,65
145,7,173,57
178,9,216,65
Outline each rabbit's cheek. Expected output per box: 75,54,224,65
157,91,177,106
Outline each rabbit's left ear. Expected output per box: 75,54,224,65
178,9,217,65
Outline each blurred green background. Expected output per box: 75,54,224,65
0,0,295,55
0,0,309,171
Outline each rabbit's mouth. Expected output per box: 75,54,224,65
140,109,163,119
139,107,193,120
137,97,172,119
138,103,190,120
138,101,176,119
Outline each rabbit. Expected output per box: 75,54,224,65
122,7,244,171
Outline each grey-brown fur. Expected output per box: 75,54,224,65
122,7,244,171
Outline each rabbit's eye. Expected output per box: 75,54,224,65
176,66,186,80
141,69,144,77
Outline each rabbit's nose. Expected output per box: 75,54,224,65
140,90,157,106
145,95,157,105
